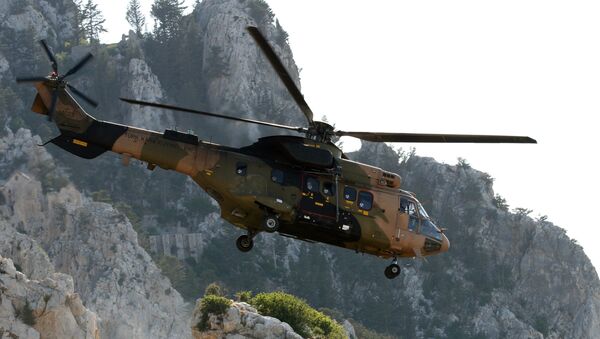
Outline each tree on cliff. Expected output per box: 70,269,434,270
80,0,106,44
151,0,186,43
126,0,146,37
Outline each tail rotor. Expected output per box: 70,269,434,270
15,40,98,121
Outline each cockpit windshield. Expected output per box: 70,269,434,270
400,195,441,241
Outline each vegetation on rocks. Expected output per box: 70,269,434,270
195,294,232,331
251,291,346,339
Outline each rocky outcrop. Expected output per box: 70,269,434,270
191,301,302,339
0,129,191,339
123,58,175,131
0,0,77,44
0,254,99,339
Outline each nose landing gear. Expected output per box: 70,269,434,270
384,258,401,279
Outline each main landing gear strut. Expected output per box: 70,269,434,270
384,258,401,279
236,214,279,252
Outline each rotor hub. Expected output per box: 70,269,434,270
306,121,335,143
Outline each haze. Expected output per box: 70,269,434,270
97,0,600,270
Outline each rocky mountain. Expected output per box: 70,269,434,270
0,0,599,338
0,129,190,338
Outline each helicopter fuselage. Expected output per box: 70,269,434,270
32,82,449,260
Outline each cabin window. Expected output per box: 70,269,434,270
305,176,319,193
323,182,335,196
271,169,284,184
344,187,356,201
236,162,247,176
358,191,373,210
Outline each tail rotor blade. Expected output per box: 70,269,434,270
47,89,59,122
39,40,58,73
62,53,93,79
16,76,47,83
67,84,98,108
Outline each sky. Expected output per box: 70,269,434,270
97,1,600,270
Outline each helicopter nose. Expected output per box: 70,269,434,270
441,233,450,252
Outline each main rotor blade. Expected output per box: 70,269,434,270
39,40,58,72
246,26,314,124
336,131,537,143
67,84,98,107
16,76,48,83
120,98,307,133
62,53,93,79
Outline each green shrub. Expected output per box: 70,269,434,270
235,290,252,303
204,282,223,297
196,295,232,331
250,291,345,339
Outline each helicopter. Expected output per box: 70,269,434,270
16,27,535,279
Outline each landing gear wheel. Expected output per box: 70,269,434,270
262,215,280,233
236,235,254,252
384,264,401,279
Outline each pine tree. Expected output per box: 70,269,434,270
126,0,145,37
151,0,186,42
80,0,106,43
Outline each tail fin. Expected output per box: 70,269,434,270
33,82,96,135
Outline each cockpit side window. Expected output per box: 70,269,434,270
408,202,417,217
400,197,417,217
401,197,420,231
400,197,409,213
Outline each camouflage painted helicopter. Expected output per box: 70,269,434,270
17,27,535,279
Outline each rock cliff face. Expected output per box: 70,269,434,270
123,57,175,131
0,254,99,339
195,0,303,122
0,129,190,339
349,142,600,338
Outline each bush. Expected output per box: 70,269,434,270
204,282,223,297
196,295,232,331
235,290,252,303
250,291,345,339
